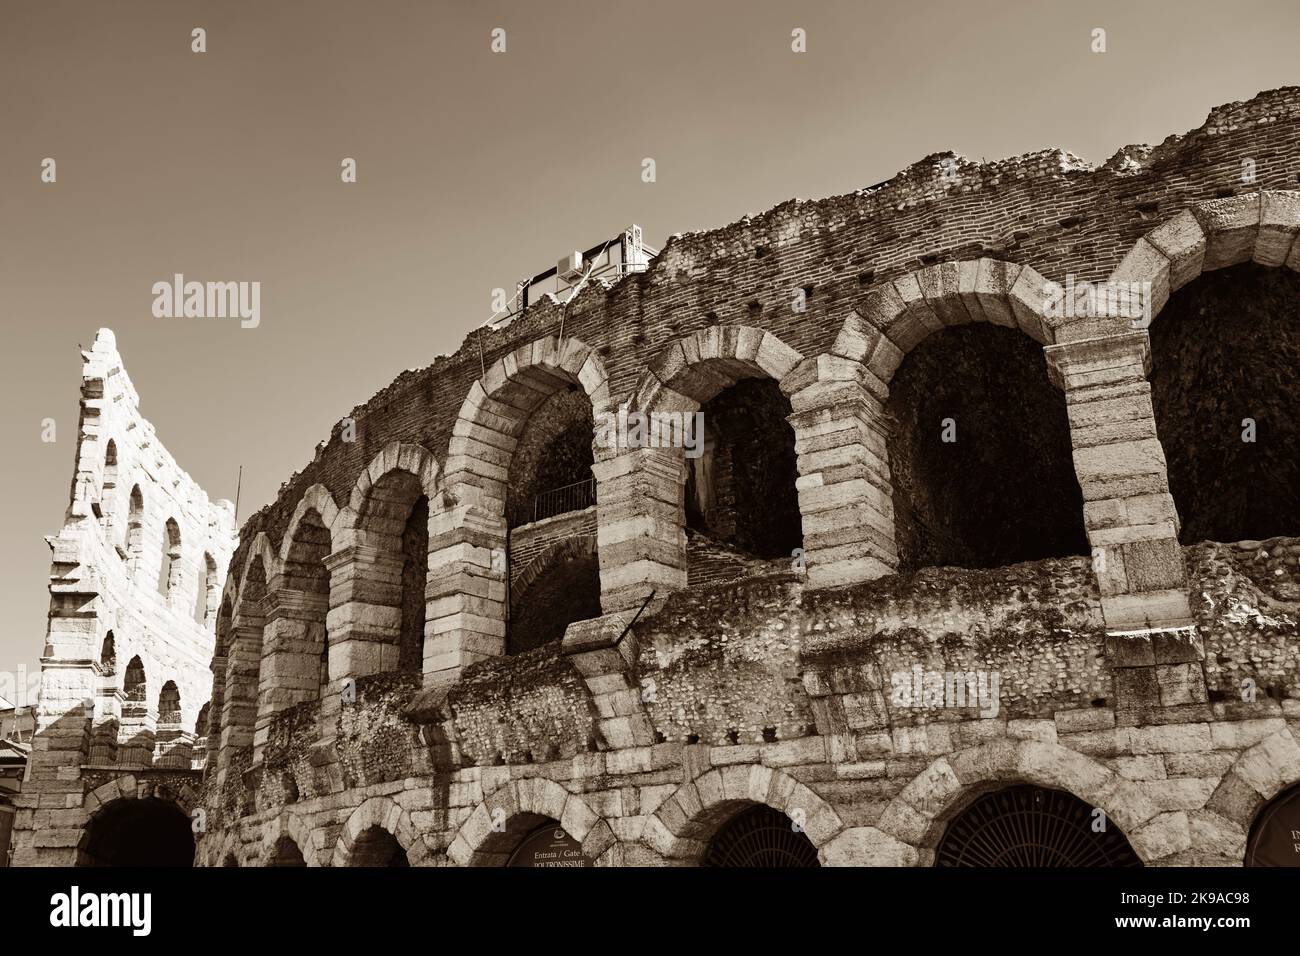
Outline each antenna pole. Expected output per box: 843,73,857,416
234,465,243,523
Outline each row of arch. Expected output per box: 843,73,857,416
95,441,222,627
82,730,1300,867
211,192,1300,772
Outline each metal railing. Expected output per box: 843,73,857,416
511,477,595,526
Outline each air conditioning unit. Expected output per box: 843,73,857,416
557,251,584,282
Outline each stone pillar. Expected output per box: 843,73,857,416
595,445,688,612
785,357,897,588
423,505,507,683
205,650,226,770
323,545,405,682
1044,332,1205,719
252,587,328,761
218,611,266,767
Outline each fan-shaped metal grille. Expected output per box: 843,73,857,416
702,805,820,867
936,785,1142,867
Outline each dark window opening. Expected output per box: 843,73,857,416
157,517,182,599
1151,263,1300,544
269,836,307,867
507,388,594,528
686,378,802,559
887,324,1087,571
348,826,408,867
399,495,429,673
508,552,601,654
79,798,194,867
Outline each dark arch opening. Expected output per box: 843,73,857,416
508,386,595,528
269,836,307,867
358,471,427,675
100,632,116,676
157,517,182,598
79,798,194,867
1151,263,1300,544
687,378,802,560
508,550,601,654
936,784,1142,867
348,826,409,867
123,655,146,701
887,324,1087,571
701,803,819,867
1245,782,1300,866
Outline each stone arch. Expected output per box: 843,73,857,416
324,444,439,683
281,483,342,563
508,533,600,654
195,551,219,628
235,532,280,607
874,740,1170,864
642,764,844,864
77,776,198,866
257,811,320,867
844,263,1086,573
1209,727,1300,857
333,443,439,544
125,483,146,572
429,336,609,681
1105,190,1300,331
204,829,242,868
157,516,182,600
611,326,803,606
511,533,597,599
848,259,1058,385
331,795,433,866
447,777,613,866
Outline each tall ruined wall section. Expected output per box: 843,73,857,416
195,88,1300,869
11,329,237,866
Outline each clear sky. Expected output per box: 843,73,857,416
2,0,1298,681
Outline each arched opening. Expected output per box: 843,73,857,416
269,836,308,867
507,385,595,528
157,517,182,600
1151,263,1300,544
195,552,218,627
99,632,116,677
347,826,409,867
701,804,819,867
357,472,427,674
222,853,238,867
282,507,332,697
99,439,118,526
123,656,145,702
887,324,1087,571
508,543,601,654
88,631,121,763
157,681,180,726
194,702,210,742
687,378,802,561
78,798,194,867
1245,782,1300,866
119,656,152,765
935,784,1141,867
125,485,145,571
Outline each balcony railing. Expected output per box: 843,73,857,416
510,477,595,527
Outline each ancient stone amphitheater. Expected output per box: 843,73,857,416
14,87,1300,868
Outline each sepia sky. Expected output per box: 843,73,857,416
2,0,1298,680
